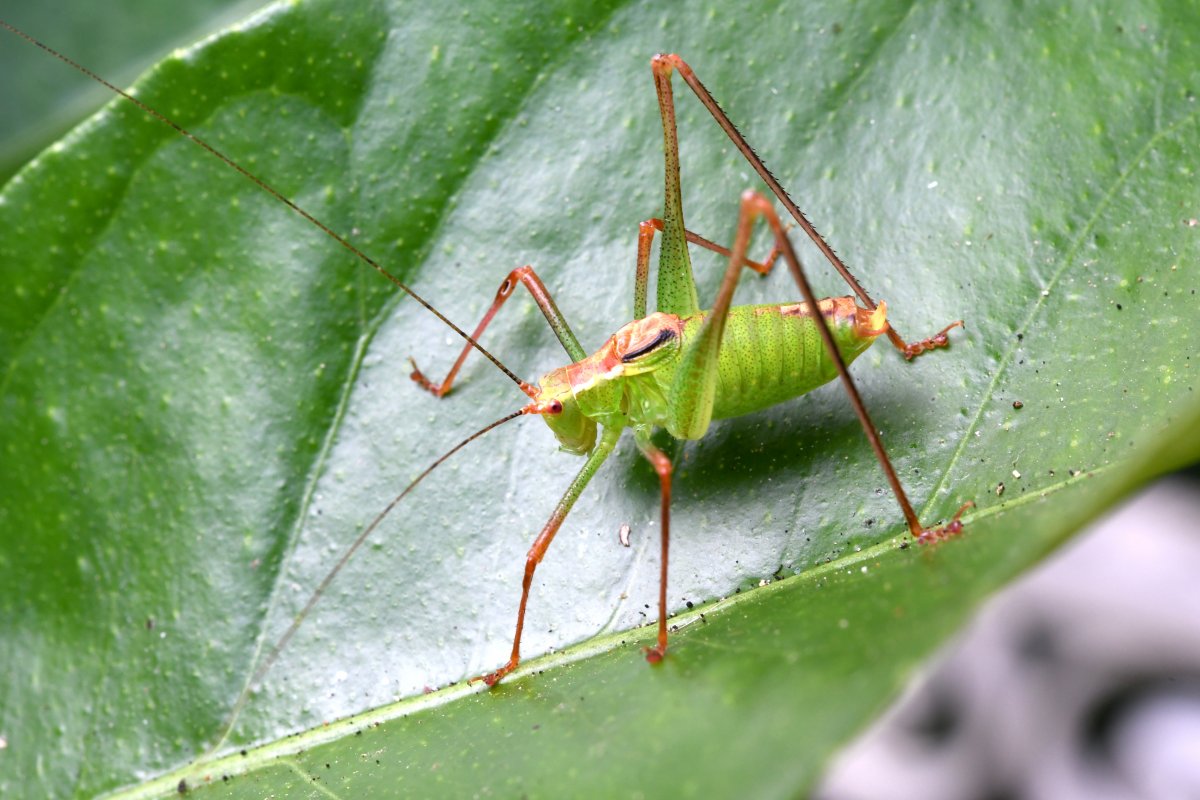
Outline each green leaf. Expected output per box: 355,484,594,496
0,0,264,182
2,0,1197,797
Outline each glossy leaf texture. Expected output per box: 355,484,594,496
1,0,1197,796
0,0,259,181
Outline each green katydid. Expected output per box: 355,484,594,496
3,24,971,696
403,54,971,685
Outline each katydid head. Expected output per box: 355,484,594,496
530,313,683,454
531,370,597,455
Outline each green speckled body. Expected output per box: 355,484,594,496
698,302,878,421
538,296,886,448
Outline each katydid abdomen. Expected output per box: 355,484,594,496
704,298,886,423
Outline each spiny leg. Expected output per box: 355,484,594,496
735,190,969,540
634,429,672,662
651,54,961,360
475,424,624,687
410,265,585,397
633,218,782,320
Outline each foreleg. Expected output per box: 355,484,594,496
410,265,585,397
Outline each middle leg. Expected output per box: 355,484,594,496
633,218,783,320
634,428,673,663
475,423,624,687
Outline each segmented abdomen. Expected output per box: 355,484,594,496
702,298,880,420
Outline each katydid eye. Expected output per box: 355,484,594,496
548,400,563,414
621,328,676,362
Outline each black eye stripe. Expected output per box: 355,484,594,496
621,328,676,362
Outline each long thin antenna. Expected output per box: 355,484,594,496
1,20,532,395
222,406,530,733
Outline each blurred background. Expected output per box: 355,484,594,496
819,471,1200,800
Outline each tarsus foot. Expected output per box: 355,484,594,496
470,658,518,688
916,501,975,544
408,357,449,397
902,320,964,360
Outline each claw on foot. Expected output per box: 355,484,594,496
470,658,518,688
916,501,975,544
408,357,448,397
902,320,964,360
643,644,667,664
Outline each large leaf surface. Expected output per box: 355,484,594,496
1,0,1197,796
0,0,261,181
